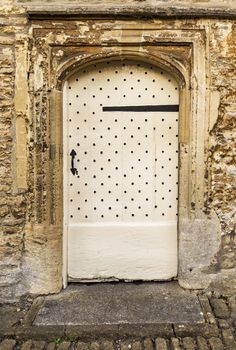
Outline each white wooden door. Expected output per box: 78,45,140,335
63,60,179,281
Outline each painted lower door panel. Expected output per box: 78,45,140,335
68,222,177,280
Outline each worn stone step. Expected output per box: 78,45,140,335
16,282,214,339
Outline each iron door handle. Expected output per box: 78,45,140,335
70,149,78,175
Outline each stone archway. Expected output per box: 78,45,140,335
24,21,218,294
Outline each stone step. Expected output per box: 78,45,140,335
15,282,218,339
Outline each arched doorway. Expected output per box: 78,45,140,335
63,59,179,281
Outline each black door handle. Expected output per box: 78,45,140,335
70,149,78,175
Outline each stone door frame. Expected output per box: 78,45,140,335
19,18,215,293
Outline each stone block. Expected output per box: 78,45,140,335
90,342,100,350
0,67,14,74
32,341,47,349
217,319,229,329
21,340,33,350
0,339,16,350
120,342,132,350
170,338,181,350
0,205,9,217
0,35,14,45
210,299,230,319
130,341,142,350
57,342,71,350
208,337,224,350
143,339,154,350
174,323,218,338
182,337,196,350
0,305,24,336
155,338,168,350
228,296,236,320
75,342,89,350
221,328,236,349
101,341,115,350
16,325,65,340
196,336,209,350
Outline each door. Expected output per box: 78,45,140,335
63,59,179,281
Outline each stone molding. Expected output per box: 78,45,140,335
20,1,236,19
20,16,223,293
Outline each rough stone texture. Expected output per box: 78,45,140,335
0,339,16,350
155,338,168,350
100,341,114,350
0,293,235,349
208,337,224,350
229,296,236,321
33,283,204,328
210,298,230,319
221,328,236,349
0,305,25,334
13,0,236,18
75,342,90,350
90,342,100,350
207,19,236,278
0,1,235,301
182,337,196,350
31,340,46,349
196,337,209,350
57,342,71,350
46,343,56,350
21,341,33,350
143,339,154,349
130,341,142,350
0,4,27,302
169,338,181,350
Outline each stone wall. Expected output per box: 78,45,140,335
0,0,235,301
208,22,236,271
0,3,28,301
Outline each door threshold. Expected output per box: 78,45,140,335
68,277,176,283
19,281,218,339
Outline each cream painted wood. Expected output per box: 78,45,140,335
64,60,179,281
68,222,177,280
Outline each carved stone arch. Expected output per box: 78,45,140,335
26,22,216,294
55,49,188,91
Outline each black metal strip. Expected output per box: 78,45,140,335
103,105,179,112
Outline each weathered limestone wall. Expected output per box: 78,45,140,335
0,0,235,301
0,3,28,301
208,22,236,275
13,0,236,14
